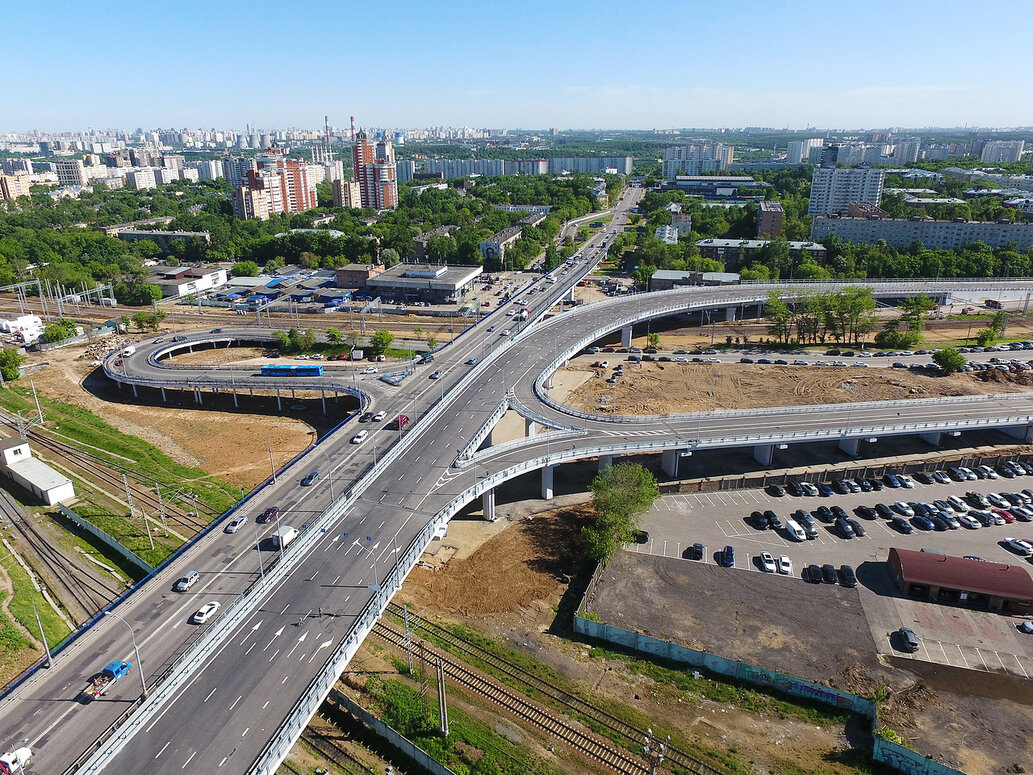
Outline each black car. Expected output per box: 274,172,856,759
301,470,319,486
839,565,858,588
633,530,650,544
876,503,895,519
739,357,755,363
832,480,850,495
821,564,839,584
815,505,834,522
767,484,786,497
684,542,704,561
858,479,873,493
855,505,878,520
847,518,867,537
805,564,823,584
929,516,949,531
866,478,884,492
750,510,769,530
835,517,855,538
831,505,849,520
763,510,783,529
890,516,914,534
947,467,967,482
358,412,374,423
912,502,932,517
913,472,934,485
786,481,804,497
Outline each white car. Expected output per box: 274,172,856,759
759,552,777,573
777,554,792,575
372,411,387,421
310,354,324,360
978,465,999,479
894,501,915,517
224,515,248,534
898,475,915,489
947,495,969,512
191,601,221,624
1003,537,1033,556
500,329,511,336
361,367,378,374
351,430,369,444
506,310,516,316
957,513,981,529
296,354,309,360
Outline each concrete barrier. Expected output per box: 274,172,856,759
58,505,153,575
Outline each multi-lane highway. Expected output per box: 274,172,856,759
6,181,1033,774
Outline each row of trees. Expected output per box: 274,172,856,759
764,288,879,346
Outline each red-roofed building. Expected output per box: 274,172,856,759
888,547,1033,614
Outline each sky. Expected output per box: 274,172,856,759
5,0,1033,133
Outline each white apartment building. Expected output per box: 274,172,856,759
662,143,734,177
811,216,1033,252
807,167,885,216
155,168,179,185
128,169,156,190
981,140,1025,164
786,139,822,164
55,159,87,186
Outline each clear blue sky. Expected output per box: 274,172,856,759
6,0,1032,132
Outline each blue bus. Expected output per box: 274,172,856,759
261,364,324,377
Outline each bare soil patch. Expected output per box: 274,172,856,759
561,362,1031,416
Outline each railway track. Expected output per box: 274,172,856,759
372,621,651,774
0,493,122,622
301,724,378,775
383,602,725,775
0,413,211,535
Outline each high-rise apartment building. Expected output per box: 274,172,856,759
223,155,257,187
662,143,734,177
232,150,317,220
0,174,32,203
352,131,398,210
981,140,1025,164
194,160,224,180
332,179,362,208
2,159,32,175
807,167,884,216
757,201,784,237
891,139,921,164
55,159,87,186
786,139,822,164
128,169,156,190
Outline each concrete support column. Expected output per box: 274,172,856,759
724,306,735,321
621,325,633,347
131,383,137,398
160,387,166,402
525,418,536,438
661,449,680,478
195,388,203,405
569,286,575,303
321,389,326,415
839,436,860,456
232,388,238,408
291,388,296,399
541,464,555,500
753,444,774,466
598,454,614,471
482,488,496,522
1004,424,1033,443
543,374,553,390
919,431,942,446
275,388,282,411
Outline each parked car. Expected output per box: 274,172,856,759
897,627,920,653
720,546,735,567
912,515,935,530
777,555,792,575
759,552,777,573
890,516,914,534
684,542,704,561
804,564,823,584
855,505,878,520
1003,537,1033,556
875,503,895,519
839,565,858,588
894,501,915,516
847,518,867,537
821,564,839,584
750,510,769,530
835,517,855,539
763,510,783,530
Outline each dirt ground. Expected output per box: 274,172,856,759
397,509,876,775
561,361,1033,417
22,342,320,488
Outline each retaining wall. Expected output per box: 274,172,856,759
58,504,153,575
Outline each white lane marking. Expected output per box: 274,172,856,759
281,675,290,684
242,727,249,737
182,751,196,769
263,625,285,652
268,649,280,662
204,687,217,702
286,632,308,659
156,742,171,759
229,695,242,710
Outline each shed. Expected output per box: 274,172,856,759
0,438,75,506
887,547,1033,614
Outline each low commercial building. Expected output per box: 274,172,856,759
695,238,827,267
364,264,481,304
115,230,211,252
659,175,770,200
649,270,740,291
654,225,679,245
150,265,228,298
0,438,75,506
888,547,1033,614
335,262,384,289
811,216,1033,251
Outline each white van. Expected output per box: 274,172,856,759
784,519,806,542
272,526,299,549
121,346,136,357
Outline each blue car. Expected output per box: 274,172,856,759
883,474,902,488
720,545,735,567
301,470,320,486
466,357,477,365
817,483,833,497
912,515,935,530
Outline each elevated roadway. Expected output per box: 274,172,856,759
5,181,1033,773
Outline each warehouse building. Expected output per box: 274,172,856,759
364,264,482,305
0,438,75,506
887,547,1033,614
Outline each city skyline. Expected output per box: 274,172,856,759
6,0,1033,133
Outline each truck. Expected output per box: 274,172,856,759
272,526,299,549
120,346,136,357
515,309,529,322
82,661,131,701
0,747,31,774
351,349,364,360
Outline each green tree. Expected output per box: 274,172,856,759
325,328,343,346
0,348,25,382
40,319,77,343
426,336,437,350
369,329,395,355
764,291,793,344
379,247,401,267
413,327,424,342
132,311,149,331
932,348,966,374
899,294,937,333
581,463,659,563
975,327,998,348
346,330,361,352
647,332,660,349
232,260,259,277
119,314,131,332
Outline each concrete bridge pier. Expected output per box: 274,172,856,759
275,388,282,411
321,389,326,414
725,306,736,321
753,444,774,466
1004,424,1033,443
160,387,166,402
569,286,576,303
541,464,555,500
194,388,203,405
525,418,536,437
662,449,681,478
598,454,616,471
232,387,238,408
920,431,941,446
131,383,137,398
839,437,860,456
621,325,633,347
482,488,496,521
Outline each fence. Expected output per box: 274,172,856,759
574,562,965,775
329,689,458,775
58,505,153,575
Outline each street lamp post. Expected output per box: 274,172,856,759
104,612,147,698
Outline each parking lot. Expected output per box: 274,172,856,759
631,466,1033,679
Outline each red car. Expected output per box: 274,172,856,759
257,506,279,524
993,508,1017,523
